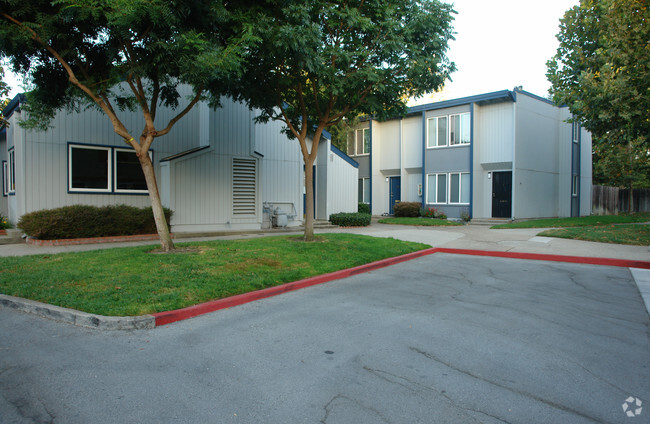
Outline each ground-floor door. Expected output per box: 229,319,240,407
492,171,512,218
389,176,401,215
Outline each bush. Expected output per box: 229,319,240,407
17,204,173,240
420,207,437,218
435,211,447,220
0,213,10,230
460,208,471,222
358,202,370,214
393,201,421,217
329,212,371,227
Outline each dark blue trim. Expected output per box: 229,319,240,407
408,90,515,116
368,119,373,211
160,146,209,162
1,94,26,120
469,103,474,219
66,142,152,195
330,143,359,168
421,111,426,208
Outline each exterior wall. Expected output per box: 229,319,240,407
557,108,573,217
579,128,593,216
324,143,358,217
513,93,562,219
472,102,515,219
0,135,7,219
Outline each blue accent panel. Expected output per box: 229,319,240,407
407,90,515,116
469,103,474,219
330,144,359,168
421,111,426,208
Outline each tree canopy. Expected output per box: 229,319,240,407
227,0,456,239
1,0,257,250
547,0,649,194
0,64,10,128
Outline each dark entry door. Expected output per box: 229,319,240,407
492,171,512,218
389,176,401,215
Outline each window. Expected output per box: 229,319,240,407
358,178,370,203
572,175,579,197
450,113,471,145
347,128,370,156
449,172,470,204
426,173,447,204
68,144,149,194
114,148,148,193
2,161,7,196
572,121,580,144
427,116,448,148
8,149,16,194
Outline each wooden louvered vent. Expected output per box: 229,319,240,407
232,158,257,215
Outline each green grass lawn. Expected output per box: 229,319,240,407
377,217,463,226
492,213,650,246
539,224,650,246
0,234,429,316
490,213,650,229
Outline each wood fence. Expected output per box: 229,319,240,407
592,185,650,214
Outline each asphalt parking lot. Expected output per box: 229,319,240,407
1,253,648,424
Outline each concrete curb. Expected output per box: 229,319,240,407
2,248,649,330
0,295,155,330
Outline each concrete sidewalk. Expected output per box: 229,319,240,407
0,222,648,261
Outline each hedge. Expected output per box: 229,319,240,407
18,204,173,240
329,212,371,227
393,201,421,217
358,202,370,214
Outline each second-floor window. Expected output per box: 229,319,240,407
347,128,370,156
427,112,470,148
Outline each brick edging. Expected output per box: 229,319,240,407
26,233,168,246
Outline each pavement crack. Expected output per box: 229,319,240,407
409,346,607,424
320,394,391,424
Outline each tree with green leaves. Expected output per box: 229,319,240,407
0,64,10,128
547,0,649,212
227,0,455,240
0,0,256,251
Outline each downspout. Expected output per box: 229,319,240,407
399,118,404,202
421,111,426,208
469,103,474,219
369,119,373,214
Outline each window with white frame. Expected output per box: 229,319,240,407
572,121,580,143
572,175,579,197
8,149,15,194
449,172,470,204
450,113,471,145
68,144,149,194
2,161,7,196
358,177,370,203
426,173,447,204
427,116,448,148
347,128,370,156
114,148,148,193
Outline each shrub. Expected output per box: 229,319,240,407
329,212,371,227
393,201,421,217
460,208,471,222
435,211,447,220
358,202,370,214
17,204,173,240
420,207,437,218
0,213,10,230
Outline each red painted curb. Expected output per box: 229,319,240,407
152,247,650,327
152,247,440,326
435,248,650,269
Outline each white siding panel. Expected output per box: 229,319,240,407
402,116,422,169
378,120,400,172
477,102,514,166
404,172,422,203
326,147,358,216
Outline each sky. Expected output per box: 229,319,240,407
3,0,579,101
412,0,579,104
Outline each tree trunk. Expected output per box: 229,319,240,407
628,183,634,214
303,157,315,241
627,138,634,214
139,152,174,251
